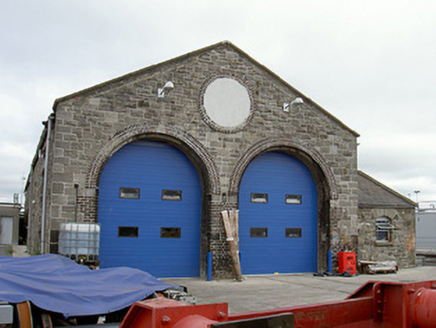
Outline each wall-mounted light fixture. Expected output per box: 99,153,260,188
283,97,304,112
158,81,174,98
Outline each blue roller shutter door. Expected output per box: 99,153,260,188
239,151,318,274
98,140,201,278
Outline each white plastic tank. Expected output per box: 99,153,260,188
58,223,100,263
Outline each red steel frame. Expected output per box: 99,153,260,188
120,280,436,328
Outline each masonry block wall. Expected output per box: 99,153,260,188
26,128,52,254
358,207,416,268
27,42,360,277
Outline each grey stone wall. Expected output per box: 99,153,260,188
29,42,360,277
357,207,416,268
25,137,49,254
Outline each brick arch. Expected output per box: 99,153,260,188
86,124,220,195
229,137,338,200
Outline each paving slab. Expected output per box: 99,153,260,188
163,266,436,314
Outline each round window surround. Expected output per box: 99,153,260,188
201,77,253,132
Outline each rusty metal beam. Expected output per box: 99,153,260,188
119,280,436,328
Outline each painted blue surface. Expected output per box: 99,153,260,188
239,152,318,274
207,252,212,281
98,140,201,278
328,250,333,273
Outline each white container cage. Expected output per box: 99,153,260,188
58,223,100,263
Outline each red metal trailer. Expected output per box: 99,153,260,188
120,280,436,327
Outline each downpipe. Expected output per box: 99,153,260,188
41,114,54,254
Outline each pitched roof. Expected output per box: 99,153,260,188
358,171,416,209
52,41,359,137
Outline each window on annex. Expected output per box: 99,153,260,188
376,217,394,243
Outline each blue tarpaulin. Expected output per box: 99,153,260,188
0,254,177,316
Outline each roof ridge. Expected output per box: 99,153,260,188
358,170,417,207
52,41,359,137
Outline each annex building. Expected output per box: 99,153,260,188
25,42,416,278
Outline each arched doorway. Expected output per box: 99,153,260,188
98,140,202,278
239,151,318,274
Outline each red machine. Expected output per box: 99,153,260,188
120,280,436,327
338,251,356,275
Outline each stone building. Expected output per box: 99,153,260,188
357,171,416,267
25,41,416,278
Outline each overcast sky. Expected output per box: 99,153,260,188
1,0,435,205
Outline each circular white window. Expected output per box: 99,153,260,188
203,77,251,129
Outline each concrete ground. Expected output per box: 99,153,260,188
164,266,436,314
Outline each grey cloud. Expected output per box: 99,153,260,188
1,0,436,203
